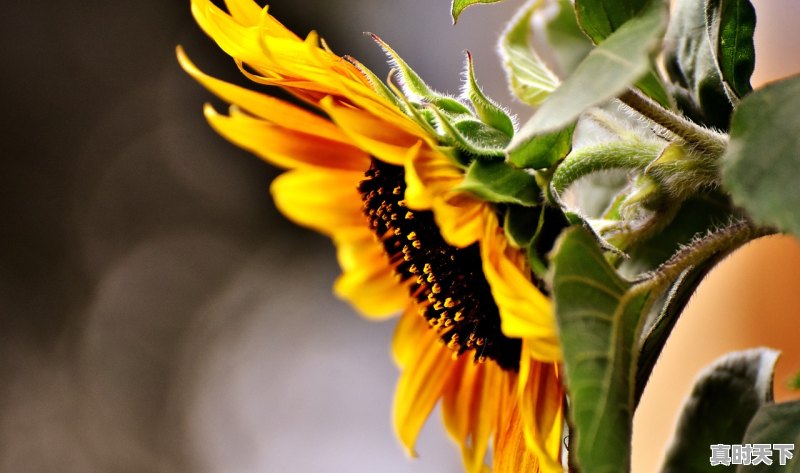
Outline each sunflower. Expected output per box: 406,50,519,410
179,1,564,471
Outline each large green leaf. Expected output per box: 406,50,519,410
451,0,504,23
706,0,756,99
458,158,541,206
721,75,800,237
660,349,780,473
499,0,561,106
663,0,732,128
521,0,667,134
738,400,800,472
575,0,650,43
545,0,594,75
550,226,652,473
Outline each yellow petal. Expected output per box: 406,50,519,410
392,305,429,368
518,351,564,473
494,398,542,473
393,330,453,456
320,96,420,166
441,357,480,443
222,0,262,26
270,169,367,237
481,213,560,361
204,105,370,171
192,0,269,69
333,234,407,319
178,48,351,145
433,193,486,248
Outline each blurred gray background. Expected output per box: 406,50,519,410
2,0,799,472
0,0,521,471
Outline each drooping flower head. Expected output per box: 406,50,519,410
180,1,566,471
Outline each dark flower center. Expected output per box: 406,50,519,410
359,158,521,371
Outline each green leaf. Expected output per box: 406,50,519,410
458,159,541,205
575,0,652,42
738,400,800,472
660,349,780,473
550,226,652,473
523,0,667,134
499,1,561,106
464,51,515,138
663,0,732,128
706,0,756,99
721,75,800,237
451,0,504,23
545,0,594,75
506,125,574,170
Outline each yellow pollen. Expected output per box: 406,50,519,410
431,283,442,294
412,240,422,249
405,211,414,219
433,301,444,311
427,293,437,304
392,186,402,195
407,232,417,241
422,263,432,274
476,338,485,346
426,273,436,283
444,298,455,308
453,311,464,322
408,264,418,273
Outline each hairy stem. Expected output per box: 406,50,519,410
550,140,662,196
619,88,728,156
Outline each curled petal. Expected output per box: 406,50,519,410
481,213,560,361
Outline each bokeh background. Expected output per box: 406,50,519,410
0,1,797,472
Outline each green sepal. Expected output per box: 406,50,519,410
458,158,541,206
507,124,574,170
499,1,561,106
464,51,515,138
430,108,509,157
345,55,407,114
429,96,473,116
370,33,435,99
451,0,504,23
503,204,540,247
371,34,473,117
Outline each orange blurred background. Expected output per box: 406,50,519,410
633,1,800,470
